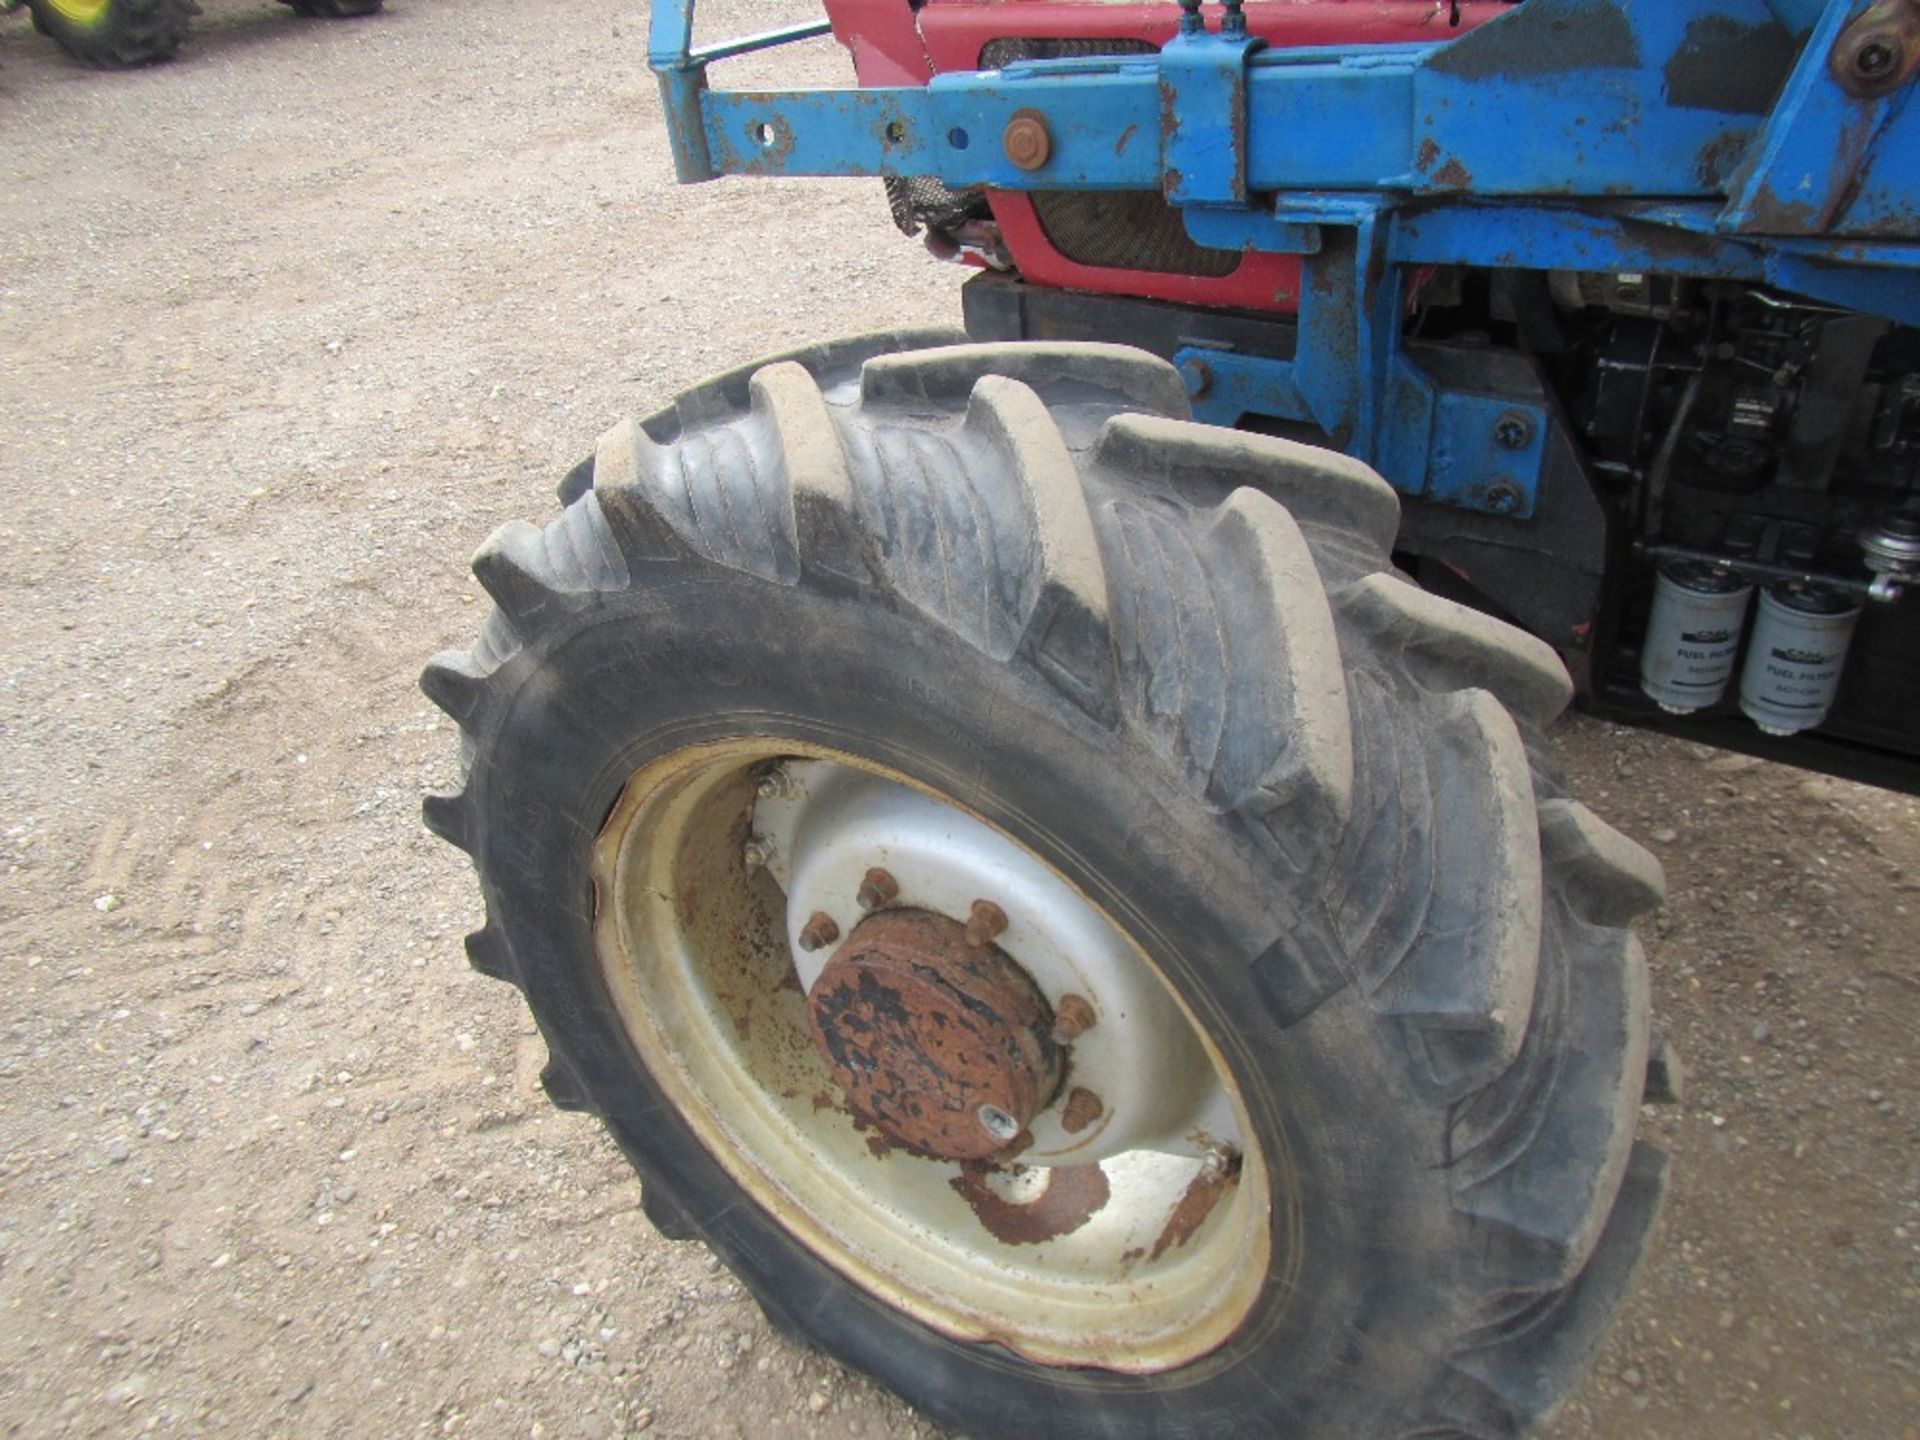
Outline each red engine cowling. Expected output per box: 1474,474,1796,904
821,0,1505,314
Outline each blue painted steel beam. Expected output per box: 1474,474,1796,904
1390,203,1920,324
656,0,1918,245
697,38,1773,201
669,0,1918,229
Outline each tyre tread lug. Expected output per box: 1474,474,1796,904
1373,690,1541,1097
1205,487,1353,817
1451,922,1649,1287
1337,572,1573,722
463,924,511,982
965,376,1117,721
1091,413,1402,553
420,649,489,727
540,1057,593,1114
1539,799,1667,925
862,341,1190,419
421,791,473,853
750,361,867,584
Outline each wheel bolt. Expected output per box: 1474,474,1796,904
976,1104,1021,1143
1061,1085,1104,1134
857,867,899,910
1051,993,1096,1043
742,836,774,871
798,911,841,952
964,899,1008,948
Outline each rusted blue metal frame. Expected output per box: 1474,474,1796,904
1722,0,1920,236
651,0,1917,222
648,0,1920,515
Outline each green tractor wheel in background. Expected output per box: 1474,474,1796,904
26,0,200,68
24,0,383,68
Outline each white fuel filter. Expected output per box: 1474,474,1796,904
1639,564,1753,713
1738,583,1860,736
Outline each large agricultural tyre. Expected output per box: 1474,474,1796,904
26,0,198,67
274,0,381,17
422,335,1671,1439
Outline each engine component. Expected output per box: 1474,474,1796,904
1862,514,1920,582
1639,564,1754,713
1739,583,1862,736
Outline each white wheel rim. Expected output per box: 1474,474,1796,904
591,738,1274,1371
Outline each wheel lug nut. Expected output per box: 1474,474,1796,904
1061,1085,1104,1134
856,867,899,910
1051,993,1095,1043
797,911,840,952
964,900,1008,948
742,837,774,871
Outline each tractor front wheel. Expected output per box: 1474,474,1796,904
423,336,1669,1438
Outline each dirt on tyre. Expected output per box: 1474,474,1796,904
422,336,1671,1439
26,0,199,67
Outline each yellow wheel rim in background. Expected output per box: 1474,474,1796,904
43,0,112,25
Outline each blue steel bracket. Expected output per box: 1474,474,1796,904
649,0,833,183
1178,349,1550,518
1179,200,1550,517
1158,4,1261,206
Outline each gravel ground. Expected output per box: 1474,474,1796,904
1,3,1916,1437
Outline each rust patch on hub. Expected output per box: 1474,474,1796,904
807,909,1063,1161
951,1164,1111,1245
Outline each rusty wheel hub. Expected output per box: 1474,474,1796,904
807,908,1064,1161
